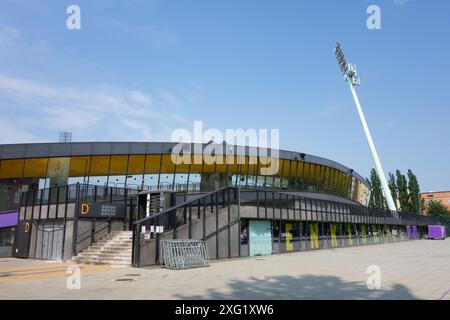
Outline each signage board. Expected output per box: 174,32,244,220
78,203,127,219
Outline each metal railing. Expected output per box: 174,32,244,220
131,187,449,267
19,182,202,207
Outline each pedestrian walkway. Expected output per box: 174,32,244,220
1,239,449,300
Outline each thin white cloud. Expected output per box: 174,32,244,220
0,117,39,144
0,26,19,48
129,90,153,106
0,73,193,143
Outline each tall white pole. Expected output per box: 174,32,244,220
346,78,397,211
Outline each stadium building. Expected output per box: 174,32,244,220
0,142,447,266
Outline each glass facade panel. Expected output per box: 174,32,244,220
289,160,297,177
109,155,128,175
126,155,145,189
174,157,190,174
88,175,108,186
0,151,372,205
160,155,175,174
126,174,143,190
107,175,126,188
282,160,290,177
89,156,110,176
302,163,310,182
190,154,203,175
296,161,304,178
144,155,161,174
0,159,25,179
315,164,322,189
23,158,48,178
159,173,174,189
226,156,238,176
127,155,146,174
68,156,91,178
202,162,215,174
309,163,316,183
215,156,227,175
142,174,158,190
47,157,70,187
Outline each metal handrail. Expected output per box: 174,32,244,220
133,186,230,226
133,186,449,228
76,215,116,245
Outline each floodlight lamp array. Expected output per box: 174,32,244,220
334,42,360,86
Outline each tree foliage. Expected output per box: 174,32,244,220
407,169,421,214
427,200,450,217
369,169,385,209
396,170,409,212
387,172,398,211
369,168,422,214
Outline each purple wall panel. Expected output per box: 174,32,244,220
406,225,419,239
428,225,446,239
0,211,19,228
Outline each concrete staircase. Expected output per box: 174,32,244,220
71,231,133,266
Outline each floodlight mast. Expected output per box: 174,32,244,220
334,42,397,212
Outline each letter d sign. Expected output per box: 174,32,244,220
81,203,89,215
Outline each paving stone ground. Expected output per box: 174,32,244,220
1,239,449,300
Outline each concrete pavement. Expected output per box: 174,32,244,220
1,239,449,299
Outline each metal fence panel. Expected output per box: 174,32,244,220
159,239,209,270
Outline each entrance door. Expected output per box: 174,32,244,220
35,220,64,261
14,220,32,258
249,220,272,256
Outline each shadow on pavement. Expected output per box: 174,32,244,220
176,274,418,300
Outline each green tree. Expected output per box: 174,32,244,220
369,168,385,209
427,200,450,217
407,169,421,214
387,172,398,211
396,170,409,212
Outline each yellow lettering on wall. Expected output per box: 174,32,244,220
285,223,293,251
331,224,338,247
310,223,319,249
81,203,90,215
361,225,367,244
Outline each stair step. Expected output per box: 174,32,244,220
83,248,132,253
74,255,131,260
90,242,131,248
74,231,133,266
77,252,131,258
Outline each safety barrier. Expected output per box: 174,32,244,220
159,239,209,270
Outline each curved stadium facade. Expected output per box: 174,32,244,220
0,142,370,211
0,142,447,265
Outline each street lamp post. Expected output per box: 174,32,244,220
334,42,397,212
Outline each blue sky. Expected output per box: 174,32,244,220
0,0,449,191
